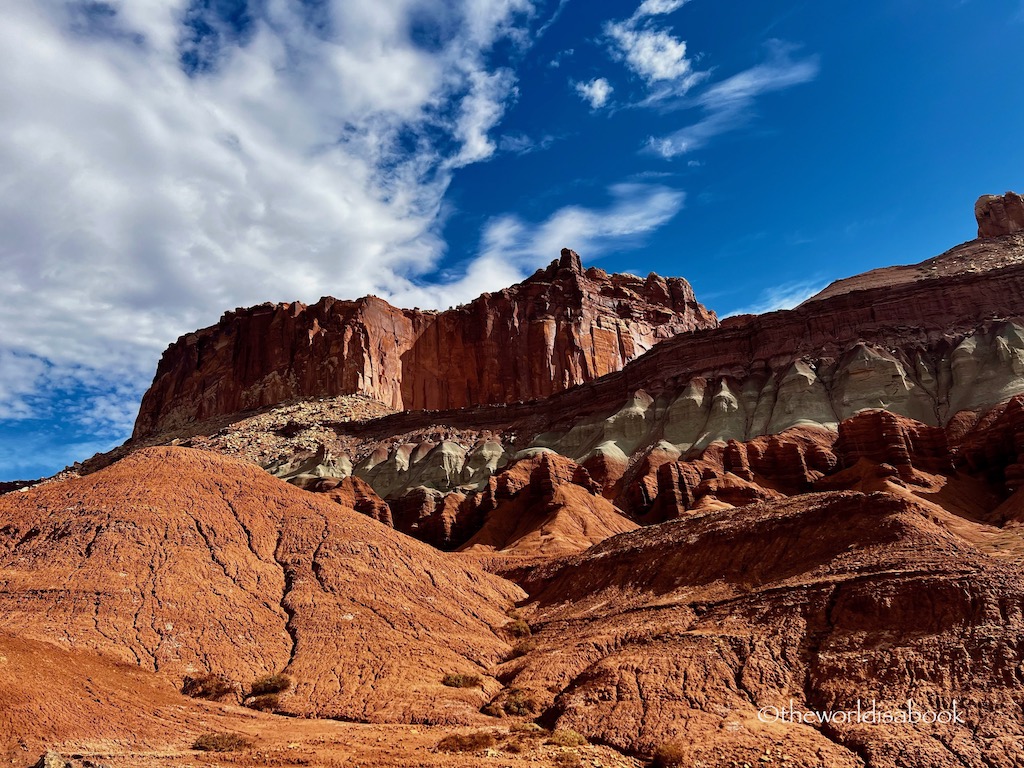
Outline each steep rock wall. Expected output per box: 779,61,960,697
134,249,716,437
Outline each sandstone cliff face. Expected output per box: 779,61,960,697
133,249,716,437
976,191,1024,238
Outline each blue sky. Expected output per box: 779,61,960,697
1,0,1022,481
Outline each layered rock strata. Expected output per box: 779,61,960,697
134,249,716,437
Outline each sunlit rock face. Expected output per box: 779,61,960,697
976,191,1024,238
133,249,717,438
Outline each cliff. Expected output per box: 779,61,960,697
133,248,716,437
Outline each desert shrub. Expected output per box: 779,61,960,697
441,672,482,688
250,673,291,696
435,730,496,753
181,673,234,700
504,619,532,639
651,742,687,768
554,754,583,768
192,732,253,752
547,729,587,747
482,701,505,718
503,739,528,754
510,722,547,736
245,693,280,712
507,638,539,659
503,689,538,716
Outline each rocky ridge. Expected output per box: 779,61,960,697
9,195,1024,767
133,248,716,437
976,191,1024,238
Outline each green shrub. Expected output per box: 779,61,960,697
503,689,538,716
250,673,291,696
547,729,587,747
181,673,234,700
482,701,505,718
510,722,547,736
192,732,253,752
435,731,496,752
651,742,687,768
441,672,482,688
504,619,532,639
508,638,538,659
245,693,280,712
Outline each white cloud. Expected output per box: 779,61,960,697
0,0,537,440
480,183,685,264
388,183,686,308
575,77,614,109
607,24,694,84
722,279,825,317
548,48,574,68
634,0,691,17
449,67,520,167
602,0,705,100
0,433,122,479
647,43,819,157
0,352,48,421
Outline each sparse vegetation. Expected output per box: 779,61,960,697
192,732,253,752
503,739,527,753
435,730,497,753
250,672,292,696
508,638,539,658
482,701,505,718
504,618,532,639
547,729,587,747
510,722,547,736
245,693,281,712
502,689,538,716
181,673,234,700
651,742,687,768
441,672,482,688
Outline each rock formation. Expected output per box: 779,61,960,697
14,195,1024,767
457,452,638,556
976,191,1024,238
133,249,716,437
0,447,523,725
503,491,1024,766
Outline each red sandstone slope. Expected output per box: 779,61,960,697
0,632,259,760
134,248,716,437
457,452,639,556
498,492,1024,767
0,447,523,725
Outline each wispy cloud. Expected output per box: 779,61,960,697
537,0,572,38
448,67,520,168
634,0,692,16
721,278,825,317
0,1,539,439
647,42,818,157
575,77,614,108
498,132,557,154
549,48,575,67
390,182,686,308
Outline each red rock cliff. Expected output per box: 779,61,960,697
134,249,716,437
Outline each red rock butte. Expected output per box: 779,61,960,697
133,248,716,438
